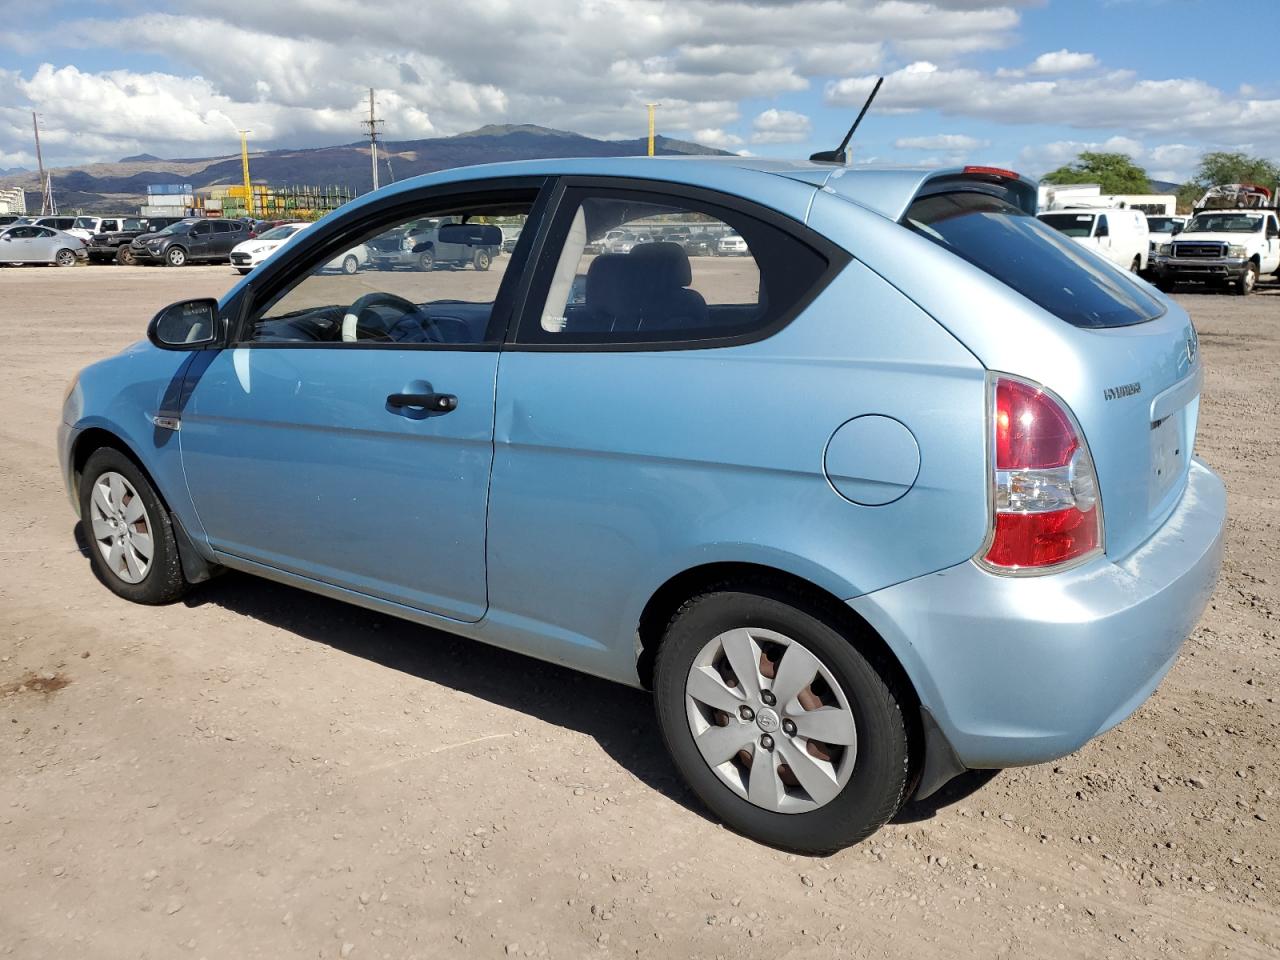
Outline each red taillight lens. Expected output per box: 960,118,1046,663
993,377,1078,469
981,375,1103,573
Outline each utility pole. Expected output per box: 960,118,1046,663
361,88,383,192
32,111,54,215
646,103,660,157
238,129,254,218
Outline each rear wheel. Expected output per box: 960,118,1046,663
165,246,187,267
653,584,911,853
115,245,136,265
1236,262,1259,295
472,248,492,271
341,254,359,275
1130,255,1141,274
78,448,187,605
54,248,77,267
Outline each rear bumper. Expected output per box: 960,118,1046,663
849,457,1226,769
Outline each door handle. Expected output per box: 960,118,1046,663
386,392,458,412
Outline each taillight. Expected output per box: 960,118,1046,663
979,374,1103,573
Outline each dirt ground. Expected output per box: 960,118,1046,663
1,263,1277,959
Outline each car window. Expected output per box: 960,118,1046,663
243,196,534,347
213,221,236,234
259,224,304,241
523,188,833,347
1038,213,1095,238
907,191,1164,329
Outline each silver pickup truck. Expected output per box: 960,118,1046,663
366,221,503,272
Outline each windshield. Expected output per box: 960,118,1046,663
1186,213,1262,233
258,224,305,241
1147,217,1181,233
73,217,98,229
1038,213,1096,238
907,191,1164,329
153,222,191,236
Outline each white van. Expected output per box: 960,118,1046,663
1037,208,1149,273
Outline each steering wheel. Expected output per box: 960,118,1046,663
341,291,440,343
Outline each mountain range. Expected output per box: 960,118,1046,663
0,124,731,213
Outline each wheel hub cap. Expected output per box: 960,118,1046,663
88,471,154,585
684,627,858,814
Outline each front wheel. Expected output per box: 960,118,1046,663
54,248,77,267
1130,256,1142,274
341,254,359,275
1236,262,1259,295
235,268,251,276
115,246,136,265
653,584,911,854
165,246,187,267
416,249,435,271
79,448,187,605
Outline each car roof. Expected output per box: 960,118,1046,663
325,155,1018,225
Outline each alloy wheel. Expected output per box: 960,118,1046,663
684,627,858,814
89,471,154,584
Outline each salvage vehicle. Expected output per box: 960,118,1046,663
1149,207,1280,295
128,218,250,267
1037,207,1149,273
366,220,503,271
1,223,87,266
68,216,137,242
88,215,186,264
59,158,1225,853
228,221,370,275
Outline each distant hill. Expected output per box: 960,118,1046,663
0,124,733,213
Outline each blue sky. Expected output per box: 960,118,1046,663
1,0,1277,181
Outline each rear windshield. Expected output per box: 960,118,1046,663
905,191,1165,329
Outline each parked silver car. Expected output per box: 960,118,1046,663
0,224,87,266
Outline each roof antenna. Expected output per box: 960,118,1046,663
810,76,883,165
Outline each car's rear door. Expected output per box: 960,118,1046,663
178,181,547,621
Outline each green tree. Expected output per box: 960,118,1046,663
1041,151,1152,194
1177,151,1280,212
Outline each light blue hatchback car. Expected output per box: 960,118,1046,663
59,157,1226,852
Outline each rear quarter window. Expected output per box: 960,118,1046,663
905,190,1165,329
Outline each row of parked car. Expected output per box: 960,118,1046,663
1035,184,1280,295
0,212,510,274
589,226,749,256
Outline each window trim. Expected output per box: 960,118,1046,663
223,176,553,352
505,176,849,353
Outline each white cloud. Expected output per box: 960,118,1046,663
691,127,745,150
1,0,1038,165
894,133,988,150
1027,50,1099,75
751,108,811,144
827,61,1280,153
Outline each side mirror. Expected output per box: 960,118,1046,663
1095,222,1109,238
1172,224,1183,235
148,298,221,350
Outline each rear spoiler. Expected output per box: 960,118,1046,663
821,165,1038,221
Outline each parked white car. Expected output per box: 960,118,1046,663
0,224,88,266
1150,208,1280,295
717,233,749,255
229,221,369,276
1037,208,1149,273
68,216,136,242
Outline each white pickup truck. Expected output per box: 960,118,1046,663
1149,184,1280,295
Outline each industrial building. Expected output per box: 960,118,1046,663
0,186,27,215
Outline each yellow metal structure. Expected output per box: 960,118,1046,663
646,103,659,157
238,129,253,218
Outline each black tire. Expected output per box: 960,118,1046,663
653,582,911,854
54,248,77,267
165,246,187,267
78,448,188,605
235,268,251,276
1130,256,1141,274
1156,276,1177,293
416,249,435,271
115,246,136,265
1236,261,1259,295
341,254,359,275
472,248,492,271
